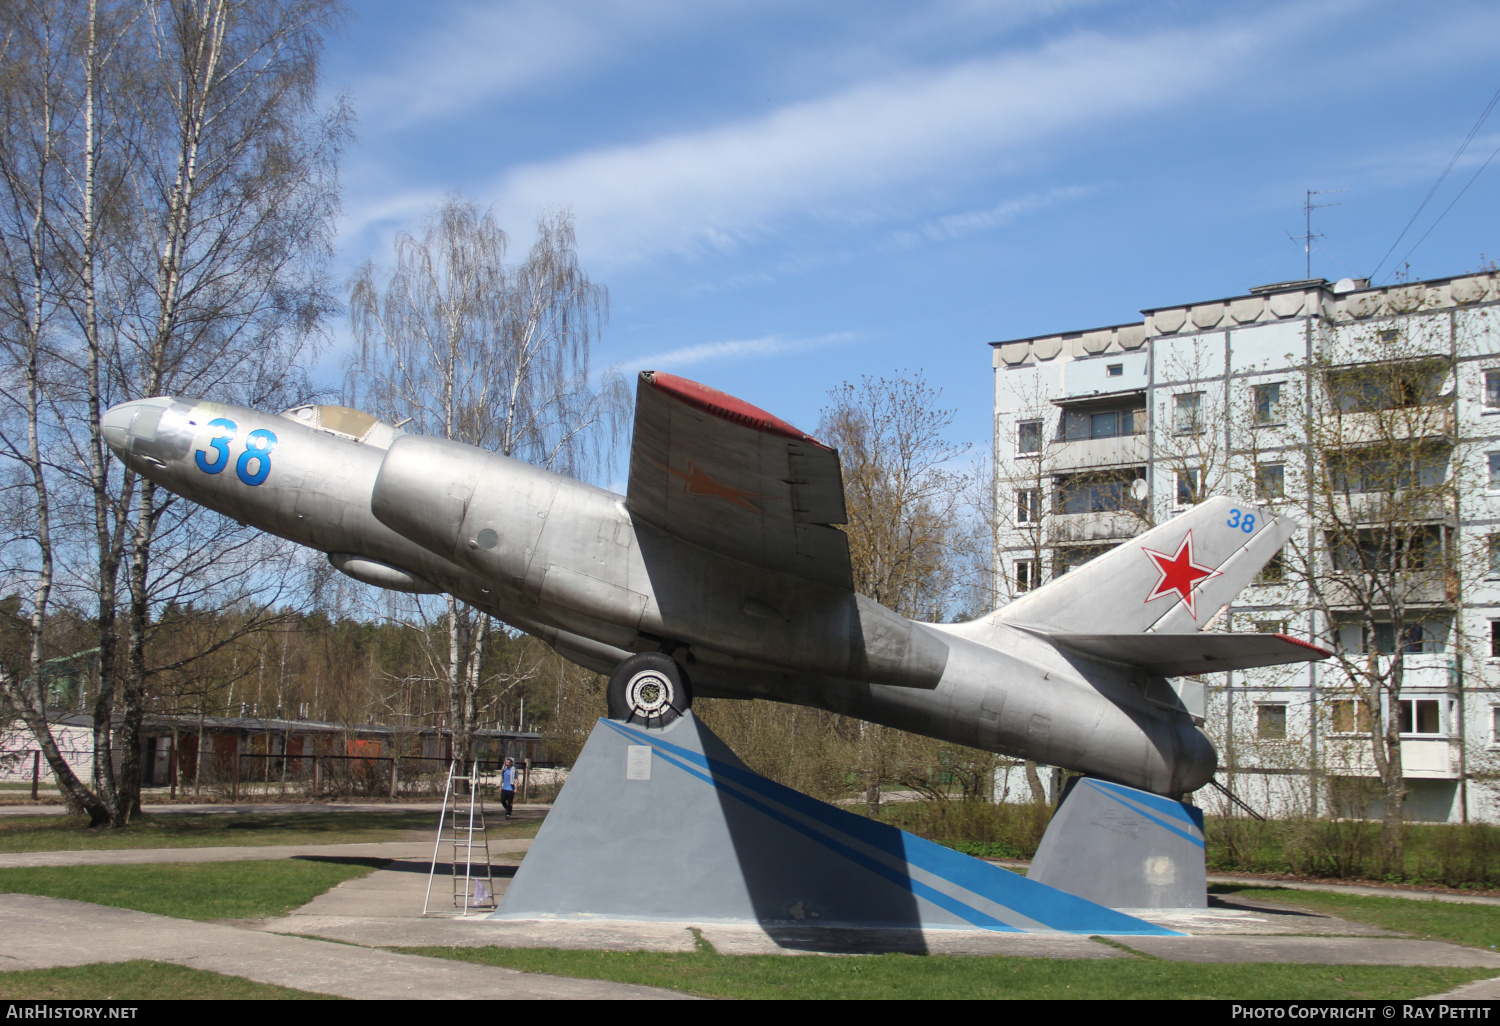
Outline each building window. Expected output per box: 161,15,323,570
1327,449,1446,493
1060,406,1143,441
1174,393,1203,435
1330,699,1372,734
1397,699,1443,735
1327,526,1442,572
1107,363,1123,377
1014,559,1038,593
1257,704,1287,741
1489,536,1500,578
1256,547,1286,584
1362,621,1441,655
1053,544,1116,576
1017,489,1040,524
1255,620,1288,634
1017,420,1042,455
1490,453,1500,490
1176,467,1202,505
1486,370,1500,408
1055,469,1146,514
1490,620,1500,658
1492,706,1500,744
1255,463,1285,499
1253,382,1284,426
1327,359,1445,412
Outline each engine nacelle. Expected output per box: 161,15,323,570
328,552,440,594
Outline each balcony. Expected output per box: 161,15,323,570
1327,490,1456,528
1046,433,1151,472
1321,737,1460,780
1318,572,1458,610
1396,652,1458,690
1323,406,1455,446
1049,511,1148,544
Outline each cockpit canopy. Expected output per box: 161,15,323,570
278,405,406,450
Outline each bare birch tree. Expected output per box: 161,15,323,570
348,197,626,767
816,372,977,811
0,0,347,826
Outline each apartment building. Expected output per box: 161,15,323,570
990,270,1500,823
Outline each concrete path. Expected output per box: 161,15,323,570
990,859,1500,907
0,892,688,1000
0,801,550,818
260,857,1500,967
1427,975,1500,999
1123,934,1500,967
3,826,1498,978
0,839,532,869
1207,874,1500,907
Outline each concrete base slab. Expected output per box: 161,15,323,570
266,915,703,952
694,924,1129,957
1124,935,1500,967
265,913,1130,957
0,893,688,999
1124,895,1397,937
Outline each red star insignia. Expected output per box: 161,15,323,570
1141,530,1222,617
662,460,764,512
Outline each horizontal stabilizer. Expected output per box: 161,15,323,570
1035,630,1330,678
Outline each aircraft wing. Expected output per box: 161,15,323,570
626,371,853,590
1035,630,1330,677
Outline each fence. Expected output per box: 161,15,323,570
164,752,544,801
5,746,553,803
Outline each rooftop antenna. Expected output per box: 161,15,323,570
1288,189,1343,279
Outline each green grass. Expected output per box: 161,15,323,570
0,859,382,920
0,809,542,853
0,960,336,1000
1213,884,1500,950
397,943,1488,1000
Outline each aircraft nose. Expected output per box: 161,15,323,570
102,397,175,461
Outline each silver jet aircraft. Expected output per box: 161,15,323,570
104,371,1327,796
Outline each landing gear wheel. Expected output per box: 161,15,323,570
607,653,692,729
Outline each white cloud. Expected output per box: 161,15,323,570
348,0,1116,131
350,1,638,128
619,332,854,373
887,184,1099,249
484,19,1274,265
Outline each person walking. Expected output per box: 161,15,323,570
500,757,516,819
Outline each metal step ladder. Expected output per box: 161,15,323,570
423,761,496,916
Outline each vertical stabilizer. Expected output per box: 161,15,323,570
996,497,1295,635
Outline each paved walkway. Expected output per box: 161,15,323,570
0,839,531,869
990,859,1500,907
0,801,550,817
2,831,1498,997
0,893,689,1000
256,851,1500,970
1207,874,1500,907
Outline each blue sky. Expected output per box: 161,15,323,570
320,0,1500,466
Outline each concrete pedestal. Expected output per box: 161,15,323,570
492,714,1176,935
1028,777,1207,909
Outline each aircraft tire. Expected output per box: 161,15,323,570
607,653,692,729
